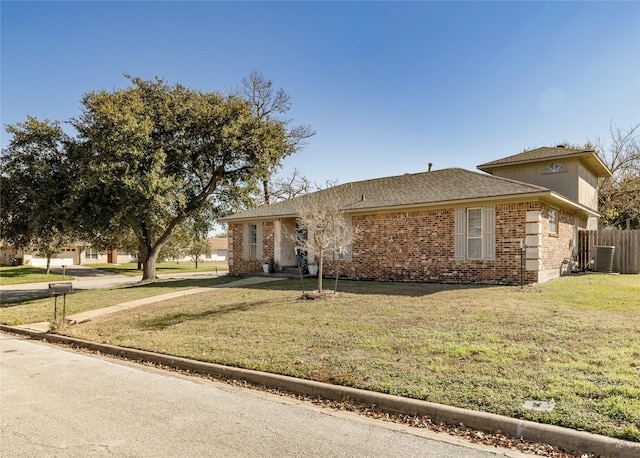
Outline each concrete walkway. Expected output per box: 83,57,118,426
0,265,232,302
14,276,285,333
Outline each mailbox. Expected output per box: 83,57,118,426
49,282,73,295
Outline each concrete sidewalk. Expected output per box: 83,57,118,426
0,265,230,302
14,276,285,333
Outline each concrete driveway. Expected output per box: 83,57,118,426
0,334,515,457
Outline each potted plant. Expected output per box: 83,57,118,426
262,258,270,273
307,262,318,276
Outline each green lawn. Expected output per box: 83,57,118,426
0,266,74,285
0,276,239,325
92,261,229,276
3,273,639,442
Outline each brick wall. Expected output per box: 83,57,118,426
539,204,585,271
228,202,586,284
322,202,541,284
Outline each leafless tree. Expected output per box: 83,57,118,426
268,168,315,203
285,186,355,294
593,123,640,229
240,71,315,204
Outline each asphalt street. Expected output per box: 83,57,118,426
0,334,522,457
0,266,222,302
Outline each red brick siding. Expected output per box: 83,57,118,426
228,222,277,276
539,205,584,271
262,222,274,263
322,202,540,284
228,202,586,284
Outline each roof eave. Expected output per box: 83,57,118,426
477,151,612,178
221,190,599,222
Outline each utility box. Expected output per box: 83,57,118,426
49,282,73,295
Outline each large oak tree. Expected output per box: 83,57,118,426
71,76,302,281
0,117,74,273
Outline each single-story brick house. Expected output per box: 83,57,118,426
220,146,611,284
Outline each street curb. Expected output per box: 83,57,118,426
2,325,638,458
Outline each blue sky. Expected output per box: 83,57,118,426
2,1,639,185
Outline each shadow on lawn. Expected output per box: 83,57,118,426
242,277,498,297
141,299,272,330
126,277,239,290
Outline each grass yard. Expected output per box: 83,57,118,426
59,273,640,441
4,273,640,441
0,277,238,325
92,261,229,276
0,266,73,285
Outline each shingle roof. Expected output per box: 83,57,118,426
207,238,228,249
220,168,551,222
477,146,611,177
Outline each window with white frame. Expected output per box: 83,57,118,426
549,208,558,234
467,208,483,260
249,224,258,259
85,247,99,259
243,223,263,261
327,217,353,261
454,206,496,261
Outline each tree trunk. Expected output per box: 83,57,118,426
317,257,323,293
141,251,158,282
46,257,51,275
263,179,270,205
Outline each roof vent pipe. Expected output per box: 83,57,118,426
428,162,433,172
361,193,366,201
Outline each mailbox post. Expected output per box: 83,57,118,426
49,282,73,323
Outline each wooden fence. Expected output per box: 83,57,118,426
578,230,640,274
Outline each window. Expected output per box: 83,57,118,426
544,163,566,174
243,223,263,261
549,208,558,234
85,248,99,259
327,217,353,261
249,224,258,260
454,206,495,261
467,208,483,260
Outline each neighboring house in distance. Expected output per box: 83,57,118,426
205,238,229,261
220,146,611,285
0,244,133,267
167,238,229,263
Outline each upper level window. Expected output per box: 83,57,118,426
544,163,566,174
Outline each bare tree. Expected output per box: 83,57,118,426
241,71,315,204
593,123,640,229
268,168,315,203
285,187,355,294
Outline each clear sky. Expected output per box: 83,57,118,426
2,1,639,185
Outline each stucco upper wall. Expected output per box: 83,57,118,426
578,162,599,211
489,158,599,211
